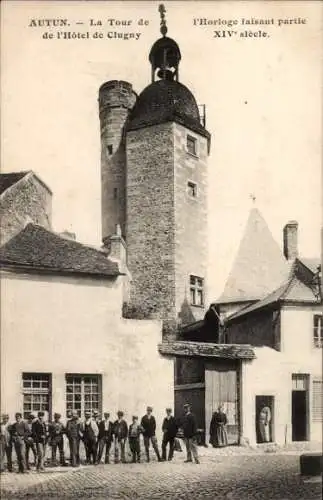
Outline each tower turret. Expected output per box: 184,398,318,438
124,5,211,336
99,80,136,243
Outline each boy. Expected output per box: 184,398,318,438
128,416,142,463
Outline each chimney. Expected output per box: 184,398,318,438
283,221,298,260
104,224,127,272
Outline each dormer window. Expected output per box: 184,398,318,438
313,314,322,348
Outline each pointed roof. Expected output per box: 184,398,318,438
217,208,290,304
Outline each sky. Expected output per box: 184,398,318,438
1,1,322,299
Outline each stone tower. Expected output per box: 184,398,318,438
99,80,137,242
99,6,211,336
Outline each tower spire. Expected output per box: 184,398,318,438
158,4,167,36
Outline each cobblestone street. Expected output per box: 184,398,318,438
1,450,322,500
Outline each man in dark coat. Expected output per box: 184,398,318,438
81,411,99,465
128,416,143,463
182,403,199,464
25,413,37,469
140,406,162,462
161,408,178,461
66,411,81,467
97,412,113,464
10,413,29,473
113,411,128,463
32,411,48,471
48,413,67,466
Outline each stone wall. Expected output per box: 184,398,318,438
125,123,176,333
99,81,136,242
0,171,52,245
125,121,209,334
174,123,208,325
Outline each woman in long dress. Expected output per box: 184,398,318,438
209,405,228,448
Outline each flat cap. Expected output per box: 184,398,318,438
15,412,22,417
117,410,124,417
54,413,61,418
146,406,153,412
38,411,45,417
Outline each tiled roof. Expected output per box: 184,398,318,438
0,223,120,278
158,341,255,360
0,172,28,195
217,208,290,304
227,274,320,323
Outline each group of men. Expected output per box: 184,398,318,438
1,403,200,473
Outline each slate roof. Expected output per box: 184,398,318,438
127,80,210,142
0,223,120,278
301,258,321,274
217,208,291,304
227,274,320,323
158,341,255,360
0,172,28,195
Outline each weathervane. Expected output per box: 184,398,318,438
158,4,167,36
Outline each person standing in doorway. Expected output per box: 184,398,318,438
32,412,48,471
161,408,178,461
209,405,228,448
10,413,29,473
113,411,128,464
258,401,271,443
0,414,12,473
182,403,199,464
97,412,113,464
141,406,162,462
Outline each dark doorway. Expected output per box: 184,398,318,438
292,390,307,441
291,374,309,442
255,395,274,443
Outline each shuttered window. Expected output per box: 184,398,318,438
312,379,323,422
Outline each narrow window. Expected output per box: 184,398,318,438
66,374,101,418
190,275,204,306
186,135,197,156
22,373,51,420
187,181,197,198
107,145,113,155
313,314,323,348
113,187,118,199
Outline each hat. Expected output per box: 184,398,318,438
54,413,61,419
38,411,45,417
15,412,22,418
166,408,172,412
117,410,124,417
183,403,190,409
132,415,138,420
85,410,91,417
93,410,99,416
103,412,110,417
72,411,79,418
146,406,153,412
